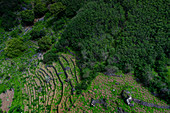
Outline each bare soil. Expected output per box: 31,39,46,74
0,89,14,112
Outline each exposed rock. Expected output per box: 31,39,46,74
132,98,170,109
91,98,107,108
64,78,70,82
121,90,131,99
115,82,120,85
117,107,128,113
72,88,76,91
121,90,134,106
57,72,63,75
151,92,159,96
65,66,70,70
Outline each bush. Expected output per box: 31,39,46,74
44,12,52,20
0,98,2,107
38,36,52,51
0,73,5,78
82,68,91,79
30,28,46,40
54,0,85,17
104,65,119,74
49,2,66,16
18,64,27,72
0,109,2,113
1,11,17,30
4,38,26,58
34,3,47,18
43,51,58,64
20,10,34,25
8,105,22,113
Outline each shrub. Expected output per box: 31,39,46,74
104,65,119,74
49,2,66,16
0,109,2,113
1,11,17,30
0,98,2,107
18,64,27,72
8,105,22,113
4,38,26,58
54,0,85,17
43,51,58,64
20,10,34,25
30,28,46,40
82,68,91,79
0,73,5,78
38,36,52,51
34,3,47,18
44,12,52,20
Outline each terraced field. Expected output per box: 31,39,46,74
22,54,80,113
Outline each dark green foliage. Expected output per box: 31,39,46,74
38,36,52,51
34,3,48,18
5,76,10,80
0,0,23,30
4,38,26,58
20,10,34,25
18,64,27,72
52,17,66,31
55,0,169,103
44,12,52,20
61,0,125,66
0,73,5,78
43,51,58,64
104,65,119,74
1,12,18,30
49,2,66,16
54,0,86,17
0,99,2,107
8,105,22,113
30,28,46,40
82,68,91,79
0,109,2,113
10,27,22,37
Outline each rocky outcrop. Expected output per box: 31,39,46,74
91,98,107,108
132,98,170,109
121,90,134,107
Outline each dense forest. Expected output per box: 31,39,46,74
54,0,169,103
0,0,169,112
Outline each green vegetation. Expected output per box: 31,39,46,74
30,28,46,40
34,2,47,18
0,0,169,112
56,0,169,103
49,2,66,16
20,10,34,25
4,38,26,58
38,36,52,51
0,0,23,30
0,98,2,107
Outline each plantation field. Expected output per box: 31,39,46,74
20,53,80,113
0,0,169,112
71,73,170,113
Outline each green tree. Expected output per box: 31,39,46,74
4,38,26,58
30,28,46,40
20,10,34,25
38,36,52,51
49,2,66,16
0,0,23,30
34,2,47,18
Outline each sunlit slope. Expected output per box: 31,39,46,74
22,53,80,113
